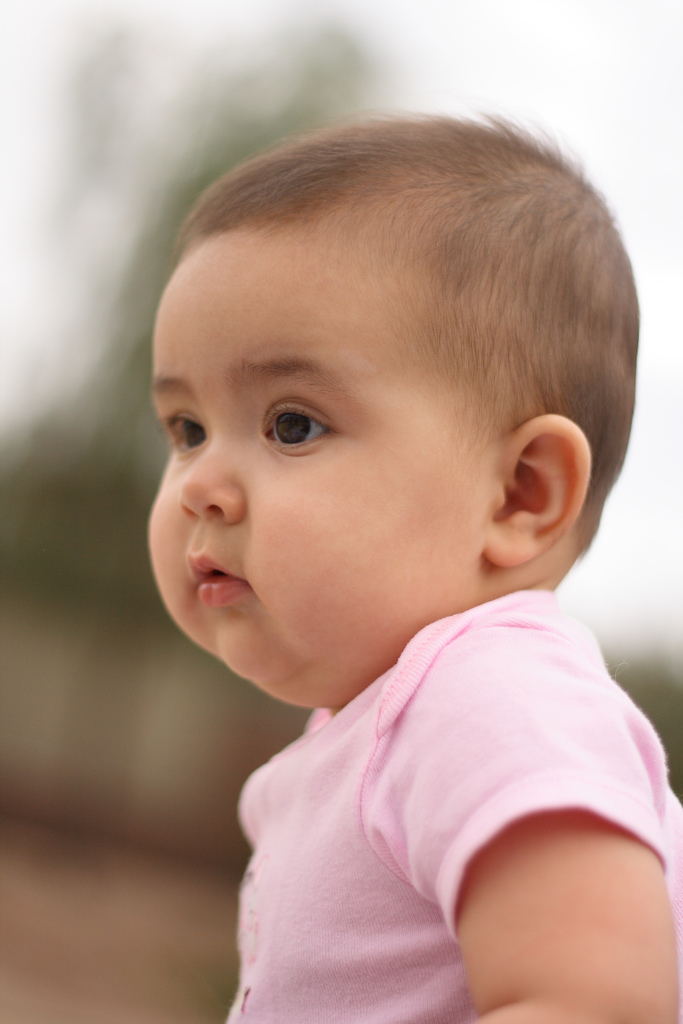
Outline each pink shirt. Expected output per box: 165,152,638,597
229,591,683,1022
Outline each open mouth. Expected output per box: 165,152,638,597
189,554,235,581
188,555,250,607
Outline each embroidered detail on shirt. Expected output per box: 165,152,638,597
238,854,269,966
227,984,251,1020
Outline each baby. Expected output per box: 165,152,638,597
148,117,682,1022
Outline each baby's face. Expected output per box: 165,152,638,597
149,228,498,708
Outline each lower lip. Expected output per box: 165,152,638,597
197,577,251,608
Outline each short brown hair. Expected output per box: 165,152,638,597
181,116,638,545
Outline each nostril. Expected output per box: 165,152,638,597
180,484,246,524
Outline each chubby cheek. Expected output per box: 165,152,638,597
250,476,476,671
148,487,199,636
148,487,174,593
251,504,389,652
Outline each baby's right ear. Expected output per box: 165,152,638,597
483,415,591,571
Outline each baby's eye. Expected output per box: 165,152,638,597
272,412,327,446
180,420,206,448
166,417,206,450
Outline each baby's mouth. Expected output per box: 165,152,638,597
189,553,236,580
198,573,250,608
188,555,250,607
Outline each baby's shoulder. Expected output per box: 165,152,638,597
379,591,612,730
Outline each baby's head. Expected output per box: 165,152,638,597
149,116,638,709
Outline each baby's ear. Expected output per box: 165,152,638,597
484,415,591,569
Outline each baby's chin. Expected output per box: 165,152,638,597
208,638,351,709
205,631,306,700
175,606,391,708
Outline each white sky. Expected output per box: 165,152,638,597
1,0,682,656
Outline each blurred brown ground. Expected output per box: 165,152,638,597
0,817,238,1024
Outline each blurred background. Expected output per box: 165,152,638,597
0,1,681,1021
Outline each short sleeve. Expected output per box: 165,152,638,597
360,621,669,940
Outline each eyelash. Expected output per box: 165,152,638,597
161,415,206,452
265,404,330,448
159,405,330,453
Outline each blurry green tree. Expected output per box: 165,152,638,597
2,23,377,623
0,22,379,868
610,657,683,798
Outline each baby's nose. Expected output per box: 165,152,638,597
180,456,246,524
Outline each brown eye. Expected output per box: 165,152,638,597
273,412,326,445
178,419,206,449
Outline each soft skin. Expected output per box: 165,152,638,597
457,811,678,1024
149,227,588,710
150,228,497,709
149,226,677,1023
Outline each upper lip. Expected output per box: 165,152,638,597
188,552,245,584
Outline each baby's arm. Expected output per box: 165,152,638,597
457,810,678,1024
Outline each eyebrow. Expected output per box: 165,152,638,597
225,356,355,398
151,375,194,398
